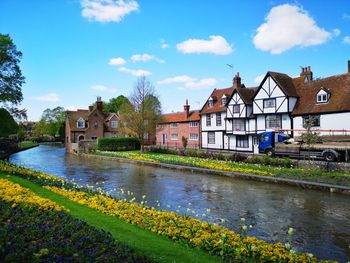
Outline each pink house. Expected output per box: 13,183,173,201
156,100,200,149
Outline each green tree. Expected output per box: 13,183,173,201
0,108,18,137
118,77,162,152
301,115,322,159
33,107,66,139
0,34,26,119
104,95,131,113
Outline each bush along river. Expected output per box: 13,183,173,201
10,144,350,262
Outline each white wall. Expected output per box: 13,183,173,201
201,131,224,149
227,135,254,152
201,112,226,131
289,97,297,112
293,112,350,136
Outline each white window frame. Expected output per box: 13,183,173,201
208,132,215,144
236,135,249,148
77,117,85,128
189,122,199,127
316,93,328,103
206,114,211,126
208,98,214,108
232,119,245,131
170,123,179,128
189,133,198,141
221,96,227,105
266,115,281,129
216,113,222,126
233,105,240,113
111,120,117,129
171,133,178,140
263,98,276,108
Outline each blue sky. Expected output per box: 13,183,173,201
1,0,349,120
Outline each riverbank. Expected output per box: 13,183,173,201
0,162,323,262
90,151,350,194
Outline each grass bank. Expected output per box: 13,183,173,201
94,150,350,187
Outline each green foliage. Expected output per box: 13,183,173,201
301,115,322,147
32,106,66,139
105,95,131,113
0,34,26,119
248,155,294,168
0,200,152,263
181,136,188,149
97,137,140,151
0,108,18,137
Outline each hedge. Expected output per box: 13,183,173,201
97,137,140,151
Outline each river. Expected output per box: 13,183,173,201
9,144,350,261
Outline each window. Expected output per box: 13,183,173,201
263,99,276,108
266,115,281,129
233,105,240,113
232,119,245,131
303,115,320,127
208,132,215,144
111,121,117,129
206,114,211,126
221,96,227,105
317,94,328,103
77,118,85,128
94,121,98,129
236,135,249,148
189,122,199,127
216,113,222,126
170,123,179,128
143,132,149,139
190,133,198,141
91,136,97,140
171,133,178,140
208,98,214,107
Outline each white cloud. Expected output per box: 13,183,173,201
176,35,233,55
253,4,331,54
91,85,117,93
118,67,151,76
31,93,60,102
66,106,76,111
160,39,169,49
157,75,195,85
108,57,126,65
332,29,341,37
157,75,217,90
81,0,139,23
131,53,164,63
343,36,350,45
254,74,265,85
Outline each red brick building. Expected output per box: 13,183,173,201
65,97,120,152
156,100,200,148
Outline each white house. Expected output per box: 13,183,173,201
252,71,298,137
200,77,237,149
225,74,258,152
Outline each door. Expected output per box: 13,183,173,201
162,134,166,145
253,136,259,154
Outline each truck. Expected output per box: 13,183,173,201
258,131,350,162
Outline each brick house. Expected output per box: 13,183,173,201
65,97,120,152
156,100,200,148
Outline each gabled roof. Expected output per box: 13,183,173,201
234,85,258,105
292,73,350,115
159,110,200,124
200,86,235,114
253,71,298,99
66,109,89,132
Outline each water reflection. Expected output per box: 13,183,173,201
10,145,350,261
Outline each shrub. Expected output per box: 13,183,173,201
97,137,140,151
247,155,294,168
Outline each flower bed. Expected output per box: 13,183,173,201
0,200,152,263
45,185,317,262
0,178,67,212
95,151,274,176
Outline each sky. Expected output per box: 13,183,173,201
1,0,349,121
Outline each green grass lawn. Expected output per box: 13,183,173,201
0,173,221,263
95,150,350,187
19,141,39,150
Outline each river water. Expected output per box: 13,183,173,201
9,145,350,261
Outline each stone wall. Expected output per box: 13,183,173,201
295,160,350,173
78,140,97,154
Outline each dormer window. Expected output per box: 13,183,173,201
316,89,329,103
221,95,227,105
208,98,214,108
94,121,98,129
77,117,85,128
111,121,117,129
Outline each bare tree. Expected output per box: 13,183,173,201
118,76,162,152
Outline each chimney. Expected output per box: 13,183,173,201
89,106,94,112
184,99,190,119
96,96,103,112
348,60,350,74
300,66,313,82
233,72,241,88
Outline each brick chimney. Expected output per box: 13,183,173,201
89,105,94,112
184,99,190,119
96,96,103,112
233,72,241,88
300,66,313,82
348,60,350,74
